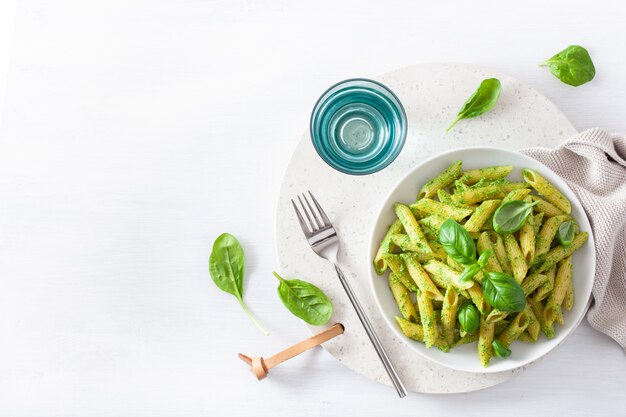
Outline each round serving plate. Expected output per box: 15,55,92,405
275,63,578,394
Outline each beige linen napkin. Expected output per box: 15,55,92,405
521,128,626,349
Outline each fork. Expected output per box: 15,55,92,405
291,191,407,398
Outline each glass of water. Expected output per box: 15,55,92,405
310,78,407,175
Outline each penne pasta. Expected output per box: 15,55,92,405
446,255,465,272
441,286,460,346
373,219,403,274
395,316,424,341
438,188,471,208
417,291,439,348
544,256,572,327
423,260,474,291
453,333,479,347
486,308,508,324
535,215,569,260
478,315,495,368
411,199,474,222
424,269,449,290
417,222,439,241
390,234,435,262
467,284,490,314
536,232,588,273
470,178,507,189
532,212,544,237
454,179,470,193
427,240,448,261
563,280,574,310
464,199,501,232
452,182,529,205
388,273,419,322
418,215,447,237
518,332,535,343
524,303,541,342
493,318,510,337
497,310,530,348
477,232,504,273
523,169,571,214
418,160,463,199
402,254,444,301
501,188,532,203
394,203,433,254
555,306,564,325
530,195,565,218
479,215,495,231
460,165,513,184
491,232,513,276
503,234,527,284
529,297,554,339
535,265,556,301
521,273,548,296
383,254,419,292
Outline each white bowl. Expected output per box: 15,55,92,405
368,146,596,373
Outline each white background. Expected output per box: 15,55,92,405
0,0,625,416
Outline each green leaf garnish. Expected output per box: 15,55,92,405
492,339,512,358
558,220,575,247
458,302,480,334
439,218,477,266
447,78,501,132
492,200,539,234
539,45,595,87
210,233,268,335
273,272,333,326
481,271,526,312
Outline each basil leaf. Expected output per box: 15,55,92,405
209,233,268,335
459,264,481,282
439,218,477,266
446,78,501,132
492,200,539,234
273,272,333,325
457,302,480,334
558,220,575,247
482,272,526,312
477,248,493,268
492,340,512,358
540,45,595,87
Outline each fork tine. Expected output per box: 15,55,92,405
298,195,318,231
308,191,331,227
302,193,324,228
291,199,311,236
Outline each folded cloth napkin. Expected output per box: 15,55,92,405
521,128,626,350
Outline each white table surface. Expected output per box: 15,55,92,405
0,0,625,416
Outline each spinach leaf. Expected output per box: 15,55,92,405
477,248,493,268
273,272,333,325
558,220,575,247
482,272,526,312
209,233,268,335
492,200,539,234
439,218,477,266
492,340,512,358
446,78,501,132
457,302,480,334
459,264,481,282
540,45,595,87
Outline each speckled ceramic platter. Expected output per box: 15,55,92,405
275,63,577,394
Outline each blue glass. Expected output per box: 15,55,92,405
310,79,407,175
